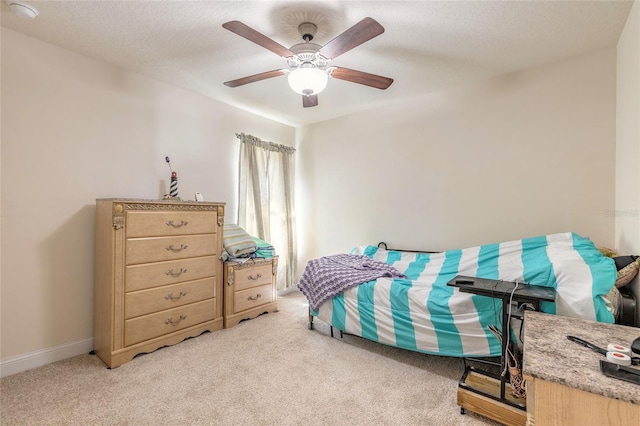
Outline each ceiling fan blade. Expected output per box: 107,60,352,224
303,94,318,108
318,17,384,59
224,69,287,87
330,67,393,90
223,21,293,57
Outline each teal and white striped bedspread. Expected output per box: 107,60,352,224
310,232,616,357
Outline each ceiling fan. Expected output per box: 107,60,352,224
222,17,394,108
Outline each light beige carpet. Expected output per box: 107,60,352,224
1,291,498,425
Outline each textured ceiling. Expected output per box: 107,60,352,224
1,1,634,127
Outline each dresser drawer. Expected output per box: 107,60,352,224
233,283,274,314
125,211,217,237
125,256,217,292
233,263,273,291
125,277,216,319
124,298,216,347
126,234,217,265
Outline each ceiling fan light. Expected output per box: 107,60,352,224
287,67,328,96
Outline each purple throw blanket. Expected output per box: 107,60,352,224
297,254,407,311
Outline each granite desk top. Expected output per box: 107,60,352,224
523,311,640,405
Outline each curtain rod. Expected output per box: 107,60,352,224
235,133,296,154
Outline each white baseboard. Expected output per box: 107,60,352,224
0,338,94,378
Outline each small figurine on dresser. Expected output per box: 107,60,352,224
164,156,180,200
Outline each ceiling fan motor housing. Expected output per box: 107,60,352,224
288,22,326,68
287,43,328,70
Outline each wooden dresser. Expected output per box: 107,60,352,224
94,198,225,368
223,257,278,328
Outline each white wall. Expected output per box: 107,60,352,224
616,0,640,322
0,28,294,371
296,47,617,269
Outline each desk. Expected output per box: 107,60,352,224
448,276,556,426
523,311,640,425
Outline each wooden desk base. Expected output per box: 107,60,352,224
525,375,640,426
457,371,527,426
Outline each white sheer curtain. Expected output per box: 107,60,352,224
236,133,297,292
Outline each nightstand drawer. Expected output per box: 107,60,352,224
125,211,217,237
124,298,216,346
125,256,217,292
126,234,217,265
234,263,273,291
125,277,216,319
233,283,274,313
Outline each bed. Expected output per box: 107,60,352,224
297,232,619,358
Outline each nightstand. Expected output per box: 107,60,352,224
223,257,278,328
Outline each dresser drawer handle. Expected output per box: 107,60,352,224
166,220,188,228
164,314,187,325
166,244,188,253
165,291,187,301
247,294,262,301
248,274,263,281
165,268,187,277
